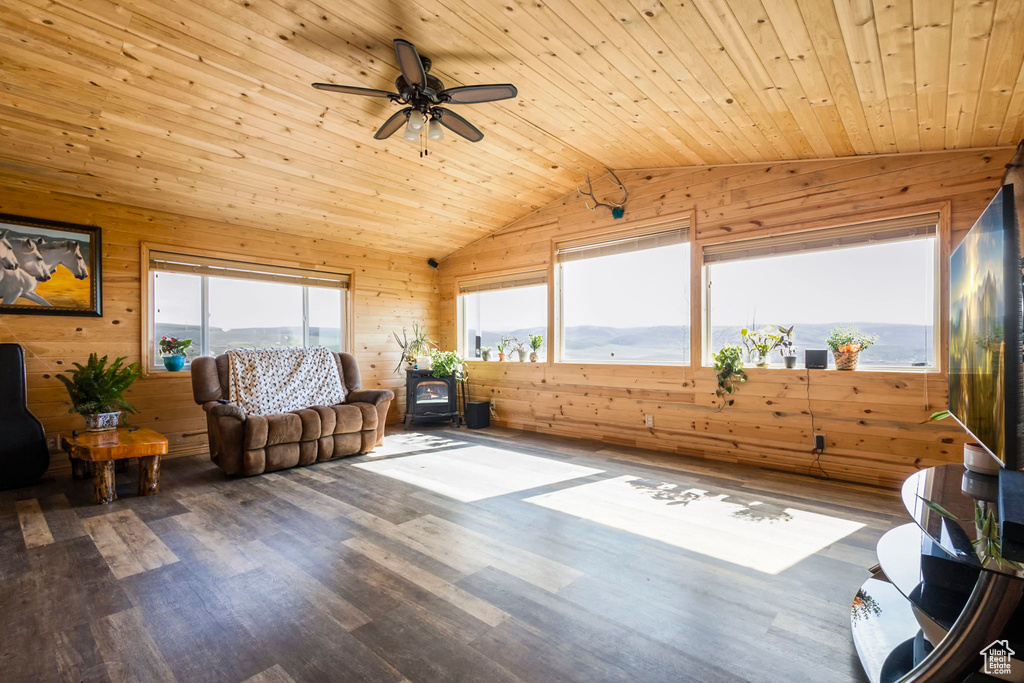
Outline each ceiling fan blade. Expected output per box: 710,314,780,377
373,108,412,140
394,39,427,88
442,84,518,104
436,108,484,142
312,83,397,98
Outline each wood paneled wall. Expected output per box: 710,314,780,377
439,149,1015,488
0,181,438,472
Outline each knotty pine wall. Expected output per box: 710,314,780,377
439,149,1015,488
0,182,438,472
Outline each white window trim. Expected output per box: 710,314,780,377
701,224,942,371
142,243,352,374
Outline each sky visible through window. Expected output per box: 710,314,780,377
562,244,690,362
152,272,344,361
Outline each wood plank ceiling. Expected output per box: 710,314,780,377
0,0,1022,258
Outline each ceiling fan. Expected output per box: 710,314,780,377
312,39,518,147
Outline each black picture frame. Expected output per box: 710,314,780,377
0,213,102,317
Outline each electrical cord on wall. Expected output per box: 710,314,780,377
805,368,830,480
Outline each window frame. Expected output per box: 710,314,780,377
553,221,692,366
699,210,947,372
141,243,354,375
456,268,549,361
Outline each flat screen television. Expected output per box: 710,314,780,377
948,185,1021,470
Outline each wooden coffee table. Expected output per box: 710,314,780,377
60,427,169,504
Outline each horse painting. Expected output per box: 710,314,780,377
0,230,17,271
0,213,101,316
38,239,89,280
0,238,52,306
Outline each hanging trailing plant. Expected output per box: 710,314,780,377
712,344,746,411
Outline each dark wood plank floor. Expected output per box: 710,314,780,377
0,426,903,682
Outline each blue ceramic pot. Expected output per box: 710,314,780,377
163,355,186,372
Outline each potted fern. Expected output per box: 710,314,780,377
57,354,142,431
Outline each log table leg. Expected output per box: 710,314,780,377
71,457,92,480
138,455,161,496
93,461,116,504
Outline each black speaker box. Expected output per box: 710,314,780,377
805,349,828,369
465,401,491,429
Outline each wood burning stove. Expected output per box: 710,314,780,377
404,369,461,426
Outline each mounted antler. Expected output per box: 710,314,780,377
577,168,628,215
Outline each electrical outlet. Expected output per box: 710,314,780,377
815,434,826,451
46,436,57,451
644,414,654,428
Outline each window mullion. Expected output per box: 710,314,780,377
302,287,310,347
200,276,210,357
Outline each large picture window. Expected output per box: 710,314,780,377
556,225,690,364
147,249,349,370
704,214,939,368
459,271,547,360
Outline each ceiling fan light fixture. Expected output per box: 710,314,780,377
313,39,518,148
427,117,444,141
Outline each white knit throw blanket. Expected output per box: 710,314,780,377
227,347,345,416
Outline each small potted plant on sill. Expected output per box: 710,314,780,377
57,353,142,431
514,338,528,363
159,336,192,371
777,325,797,369
496,335,512,362
826,325,878,371
480,346,493,362
528,334,543,362
741,325,783,368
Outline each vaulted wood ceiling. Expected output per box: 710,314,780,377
1,0,1022,258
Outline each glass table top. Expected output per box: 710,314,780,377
901,465,1024,578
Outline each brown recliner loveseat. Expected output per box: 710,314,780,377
191,352,394,476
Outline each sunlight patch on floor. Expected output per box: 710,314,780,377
353,446,604,502
524,476,865,574
361,431,464,459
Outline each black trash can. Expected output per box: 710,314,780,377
465,401,491,429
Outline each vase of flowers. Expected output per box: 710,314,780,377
741,325,783,368
528,334,543,362
826,325,878,370
159,336,192,371
480,346,492,362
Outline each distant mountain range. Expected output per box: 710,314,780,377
157,321,934,367
476,322,933,366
